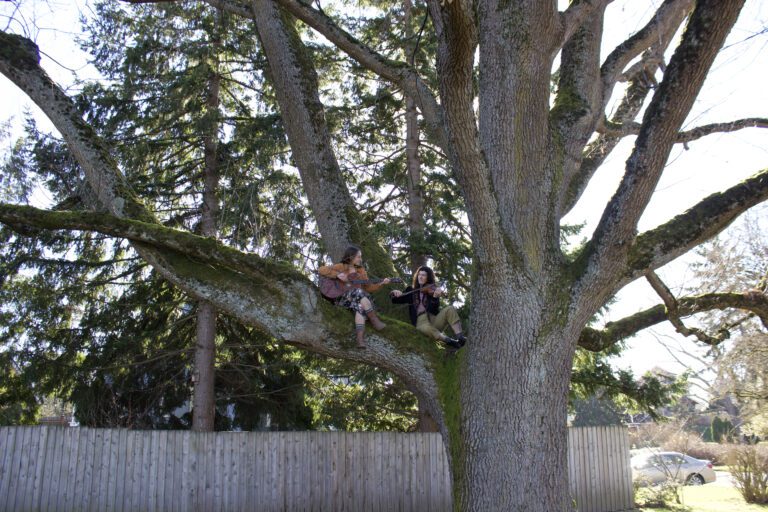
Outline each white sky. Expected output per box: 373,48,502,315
1,0,767,389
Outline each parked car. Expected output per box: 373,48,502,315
631,451,716,486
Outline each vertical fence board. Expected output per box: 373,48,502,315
156,431,167,512
58,428,76,512
29,426,47,512
0,428,16,511
13,427,29,512
180,431,192,512
40,426,59,511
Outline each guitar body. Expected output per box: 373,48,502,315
319,276,350,300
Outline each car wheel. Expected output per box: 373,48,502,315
686,474,705,486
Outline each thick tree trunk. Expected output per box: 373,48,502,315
457,280,576,511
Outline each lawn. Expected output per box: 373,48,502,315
637,484,768,511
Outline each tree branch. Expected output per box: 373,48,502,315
426,0,509,268
578,290,768,352
559,0,612,48
599,117,768,143
551,2,606,214
578,0,746,301
600,0,693,109
201,0,449,151
560,2,690,217
0,202,451,437
0,31,152,222
0,203,269,277
627,169,768,277
645,270,728,344
561,71,655,217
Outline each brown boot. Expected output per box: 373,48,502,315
366,310,386,331
355,324,366,348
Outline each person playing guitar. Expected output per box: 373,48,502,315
318,245,394,349
390,266,467,350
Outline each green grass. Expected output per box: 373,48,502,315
637,485,768,511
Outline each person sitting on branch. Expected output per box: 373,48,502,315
390,266,467,349
318,245,393,349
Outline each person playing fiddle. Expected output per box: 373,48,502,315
390,266,467,349
318,245,391,349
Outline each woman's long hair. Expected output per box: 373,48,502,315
340,245,362,265
412,266,436,288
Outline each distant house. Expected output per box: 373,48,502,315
38,415,71,427
622,367,705,429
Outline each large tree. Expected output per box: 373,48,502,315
1,0,768,510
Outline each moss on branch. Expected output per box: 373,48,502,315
578,290,768,352
628,169,768,274
0,31,41,70
0,203,296,282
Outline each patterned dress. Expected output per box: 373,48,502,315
335,287,372,315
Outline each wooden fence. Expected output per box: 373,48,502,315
0,425,632,512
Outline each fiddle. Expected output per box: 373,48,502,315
391,281,445,298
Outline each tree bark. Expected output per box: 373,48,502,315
193,301,217,430
250,0,392,271
403,0,426,273
192,22,223,432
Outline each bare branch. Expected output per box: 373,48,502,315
0,31,152,222
551,3,607,214
627,169,768,277
560,0,689,217
677,118,768,144
560,0,612,47
579,0,746,300
561,69,656,216
578,290,768,352
600,0,693,106
598,117,768,143
645,270,727,344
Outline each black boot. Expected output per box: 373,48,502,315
441,336,462,349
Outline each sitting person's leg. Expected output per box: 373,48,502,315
416,313,461,348
338,288,371,348
433,306,466,347
360,296,385,331
354,310,366,348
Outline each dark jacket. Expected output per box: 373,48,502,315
391,286,440,326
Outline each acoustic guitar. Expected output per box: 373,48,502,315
320,273,402,300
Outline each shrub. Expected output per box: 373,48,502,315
633,478,681,509
727,444,768,504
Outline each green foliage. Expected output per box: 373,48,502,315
302,354,418,431
634,480,682,509
703,416,735,443
572,395,622,427
569,348,686,419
